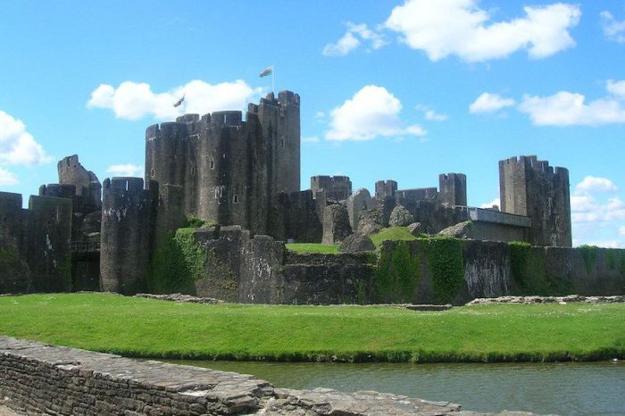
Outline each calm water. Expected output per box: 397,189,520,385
168,360,625,416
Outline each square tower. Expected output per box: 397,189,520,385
499,156,572,247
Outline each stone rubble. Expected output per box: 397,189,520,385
135,293,224,304
468,295,625,305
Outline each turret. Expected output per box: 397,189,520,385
499,156,572,247
439,173,467,206
100,177,157,294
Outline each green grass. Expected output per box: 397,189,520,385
370,227,417,248
1,293,624,363
286,243,339,254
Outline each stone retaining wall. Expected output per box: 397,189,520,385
0,336,541,415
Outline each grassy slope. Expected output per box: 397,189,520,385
286,243,339,254
0,293,624,362
370,227,417,248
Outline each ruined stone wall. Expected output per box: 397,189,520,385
0,336,479,416
311,175,352,202
100,178,156,295
57,155,101,212
269,190,322,243
499,156,572,247
145,91,300,235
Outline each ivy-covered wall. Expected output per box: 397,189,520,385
376,239,625,305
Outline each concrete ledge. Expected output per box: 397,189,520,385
0,336,545,415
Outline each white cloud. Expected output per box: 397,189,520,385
601,10,625,43
87,80,261,121
575,176,618,194
384,0,580,62
607,79,625,97
416,104,448,121
0,167,18,186
326,85,426,141
0,110,50,166
518,80,625,126
469,93,515,114
620,226,625,237
323,22,387,56
480,198,500,209
571,175,625,224
107,164,143,177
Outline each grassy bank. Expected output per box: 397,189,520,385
286,243,339,254
0,293,624,363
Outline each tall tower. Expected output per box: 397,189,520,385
100,177,156,294
499,156,572,247
144,91,301,234
439,173,467,206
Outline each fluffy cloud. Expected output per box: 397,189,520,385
469,93,515,114
88,80,261,121
107,164,143,177
518,80,625,126
0,111,50,166
480,198,500,209
572,177,625,224
620,226,625,237
323,23,387,56
600,10,625,43
384,0,580,62
575,176,618,194
326,85,426,141
0,167,18,186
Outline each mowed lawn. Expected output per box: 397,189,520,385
0,293,624,362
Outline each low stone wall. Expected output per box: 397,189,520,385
0,336,539,416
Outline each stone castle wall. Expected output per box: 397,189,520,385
0,192,72,294
145,91,300,236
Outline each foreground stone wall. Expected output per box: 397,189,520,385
0,336,536,416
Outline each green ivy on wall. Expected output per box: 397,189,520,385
423,237,464,304
374,241,420,303
579,245,598,275
149,227,207,294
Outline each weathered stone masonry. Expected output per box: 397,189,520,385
0,336,538,416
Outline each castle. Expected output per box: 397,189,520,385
1,90,605,305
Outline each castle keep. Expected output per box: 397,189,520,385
1,89,620,305
145,91,300,234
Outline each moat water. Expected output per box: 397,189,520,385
168,360,625,416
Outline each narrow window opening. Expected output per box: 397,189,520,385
233,195,239,204
209,159,215,169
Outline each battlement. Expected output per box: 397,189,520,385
311,176,352,201
0,191,23,211
39,184,77,199
104,177,148,194
375,180,398,199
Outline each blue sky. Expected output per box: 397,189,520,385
1,0,624,247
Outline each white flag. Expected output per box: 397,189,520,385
259,66,273,77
